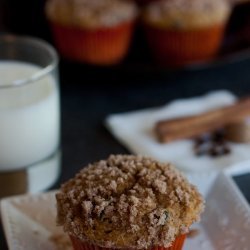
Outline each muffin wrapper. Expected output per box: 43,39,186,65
144,24,226,66
69,234,186,250
50,21,135,65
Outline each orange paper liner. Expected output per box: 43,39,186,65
144,24,226,66
50,21,135,65
69,234,186,250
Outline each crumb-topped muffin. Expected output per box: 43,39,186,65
56,155,204,250
45,0,138,65
46,0,137,29
142,0,231,66
142,0,230,30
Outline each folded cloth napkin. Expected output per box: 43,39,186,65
106,90,250,176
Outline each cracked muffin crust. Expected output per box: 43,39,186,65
56,155,204,249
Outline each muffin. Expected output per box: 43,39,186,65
56,155,204,250
45,0,138,65
141,0,232,66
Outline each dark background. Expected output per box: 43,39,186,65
1,1,250,249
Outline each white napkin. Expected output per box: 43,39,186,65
105,90,250,176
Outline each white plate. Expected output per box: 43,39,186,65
106,91,250,176
1,173,250,250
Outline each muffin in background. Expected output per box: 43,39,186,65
56,154,204,250
45,0,138,65
142,0,232,66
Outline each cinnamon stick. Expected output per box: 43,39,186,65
155,98,250,143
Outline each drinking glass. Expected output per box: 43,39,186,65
0,34,60,198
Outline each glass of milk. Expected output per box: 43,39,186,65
0,35,60,198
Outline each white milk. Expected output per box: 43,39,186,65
0,61,59,171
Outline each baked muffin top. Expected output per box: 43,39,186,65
142,0,231,30
56,155,204,249
46,0,138,29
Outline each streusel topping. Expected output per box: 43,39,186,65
143,0,231,29
56,155,204,249
46,0,138,29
